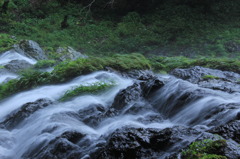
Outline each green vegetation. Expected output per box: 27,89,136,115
0,0,240,100
182,139,227,159
202,75,220,80
0,33,17,53
0,0,239,57
0,66,4,69
2,53,240,100
51,53,150,82
2,52,240,100
60,81,116,101
150,56,240,73
0,53,150,100
34,60,57,69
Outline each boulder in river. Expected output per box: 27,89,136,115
4,59,33,73
0,98,53,130
14,40,47,60
56,46,87,61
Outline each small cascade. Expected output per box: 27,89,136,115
0,50,37,84
0,66,239,158
150,77,240,127
0,50,36,65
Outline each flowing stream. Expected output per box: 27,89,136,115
0,51,239,159
0,50,37,84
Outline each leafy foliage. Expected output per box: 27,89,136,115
0,33,17,53
0,0,239,56
34,60,57,69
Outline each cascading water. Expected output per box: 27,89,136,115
0,50,37,84
150,77,240,127
0,52,239,158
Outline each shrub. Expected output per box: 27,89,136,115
34,60,57,69
0,33,17,53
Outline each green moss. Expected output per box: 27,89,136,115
202,75,220,80
51,53,150,82
2,53,240,101
0,70,51,100
0,53,150,100
34,60,57,69
182,139,227,159
201,154,227,159
150,56,240,73
60,81,116,101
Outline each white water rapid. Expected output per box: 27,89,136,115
0,51,239,159
0,50,37,84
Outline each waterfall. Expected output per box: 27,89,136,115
0,51,239,158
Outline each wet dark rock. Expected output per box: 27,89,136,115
190,103,240,127
60,131,85,144
151,81,211,118
123,102,153,115
124,70,156,80
192,133,240,159
108,72,164,116
208,120,240,143
0,98,53,130
14,40,47,60
23,130,85,159
78,103,106,127
140,77,164,98
171,66,240,83
0,68,17,83
137,113,163,124
110,83,143,112
94,126,202,159
236,112,240,120
4,59,33,73
198,80,240,93
171,66,240,93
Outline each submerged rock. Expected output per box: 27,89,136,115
23,130,85,159
4,59,33,73
0,98,53,130
78,103,106,127
0,68,17,83
108,72,164,116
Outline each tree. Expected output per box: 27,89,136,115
0,0,10,13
